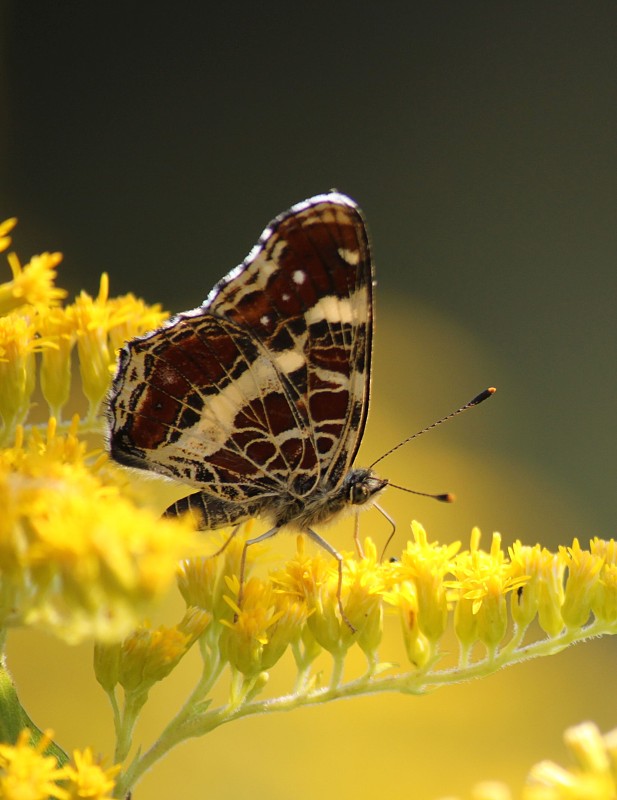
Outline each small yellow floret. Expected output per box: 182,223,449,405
0,729,68,800
220,575,302,677
0,250,66,314
0,218,18,252
61,746,121,800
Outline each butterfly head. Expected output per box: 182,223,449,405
343,468,388,510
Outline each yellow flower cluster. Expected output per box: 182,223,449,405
174,523,617,686
95,607,212,696
0,729,120,800
0,220,199,643
0,219,167,442
106,525,617,792
0,417,199,643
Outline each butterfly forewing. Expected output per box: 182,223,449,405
107,192,373,528
205,194,373,486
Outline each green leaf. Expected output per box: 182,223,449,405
0,660,69,764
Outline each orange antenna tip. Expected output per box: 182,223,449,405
469,387,497,406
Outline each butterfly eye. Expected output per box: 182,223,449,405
349,482,369,505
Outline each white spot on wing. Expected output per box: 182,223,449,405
270,239,287,262
274,349,305,374
306,296,353,325
292,270,306,284
338,247,360,265
309,287,368,325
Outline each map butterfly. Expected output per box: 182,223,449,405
107,192,386,627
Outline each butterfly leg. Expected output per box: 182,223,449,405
353,513,365,559
208,523,242,559
237,525,281,612
373,502,397,561
305,528,356,634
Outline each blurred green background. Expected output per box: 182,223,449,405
2,4,617,798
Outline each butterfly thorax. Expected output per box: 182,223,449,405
267,468,388,530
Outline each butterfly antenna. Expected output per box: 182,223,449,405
368,387,496,470
388,484,455,503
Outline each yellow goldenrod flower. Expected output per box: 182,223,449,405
179,604,213,640
0,218,17,253
25,488,199,642
0,251,66,314
106,290,167,356
0,314,39,444
594,565,617,624
0,729,68,800
258,595,309,671
383,579,432,668
118,611,209,693
61,747,121,800
71,278,116,418
70,274,168,420
0,420,200,642
220,576,291,677
510,543,566,636
178,555,222,612
391,520,460,642
450,529,526,653
591,538,617,623
271,537,352,656
37,306,76,420
0,417,91,479
384,523,460,668
560,538,604,629
590,537,617,564
508,541,543,629
177,532,248,623
343,537,386,661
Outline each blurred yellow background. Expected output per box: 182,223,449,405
2,4,617,798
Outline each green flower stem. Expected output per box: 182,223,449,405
113,648,224,797
293,661,314,694
329,653,345,690
113,616,617,797
106,688,123,747
114,688,149,765
181,650,223,711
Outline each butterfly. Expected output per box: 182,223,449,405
107,192,386,628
